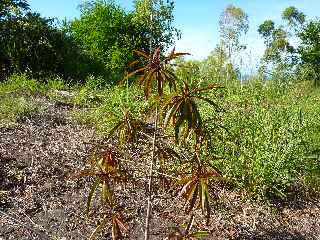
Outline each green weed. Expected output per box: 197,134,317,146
207,80,320,200
0,96,40,123
72,84,148,134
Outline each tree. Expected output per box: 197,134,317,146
258,6,320,87
0,0,29,19
298,20,320,86
68,0,180,84
258,21,293,64
78,47,220,240
257,7,304,75
219,4,249,59
0,5,103,82
133,0,181,51
282,6,306,30
68,0,153,83
203,47,238,84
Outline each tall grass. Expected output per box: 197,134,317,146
72,83,148,133
205,79,320,200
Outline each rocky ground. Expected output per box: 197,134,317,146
0,96,319,240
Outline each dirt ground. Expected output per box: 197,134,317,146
0,97,319,240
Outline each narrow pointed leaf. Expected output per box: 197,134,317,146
133,49,149,59
87,177,101,213
190,231,210,237
187,183,199,213
89,216,109,240
125,67,146,79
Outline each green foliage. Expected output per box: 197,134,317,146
68,0,149,83
67,0,181,85
207,80,320,200
0,96,39,123
0,0,29,19
175,48,238,87
0,74,41,123
202,48,238,84
72,84,147,133
1,0,181,85
258,6,320,86
0,10,103,82
258,20,293,64
219,4,249,58
70,1,140,66
282,6,306,29
133,0,181,50
258,20,275,41
298,20,320,86
0,73,41,94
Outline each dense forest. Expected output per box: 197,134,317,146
0,0,319,239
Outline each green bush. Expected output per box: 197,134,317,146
0,3,105,83
298,20,320,86
67,1,150,84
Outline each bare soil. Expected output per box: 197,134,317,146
0,96,319,240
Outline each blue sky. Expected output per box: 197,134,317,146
28,0,319,68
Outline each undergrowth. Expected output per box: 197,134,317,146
0,74,70,123
72,84,148,134
0,96,40,123
205,79,320,201
3,73,318,202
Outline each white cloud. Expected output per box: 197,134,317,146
174,30,217,60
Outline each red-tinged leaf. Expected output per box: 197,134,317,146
76,169,97,178
201,169,221,178
191,84,222,94
126,67,145,79
133,49,149,59
187,183,199,213
112,219,121,240
165,52,190,62
114,216,128,233
128,60,139,67
103,150,117,168
111,215,128,240
164,98,184,128
179,179,193,197
152,47,161,61
169,47,176,56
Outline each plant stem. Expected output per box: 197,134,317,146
144,106,158,240
186,214,195,234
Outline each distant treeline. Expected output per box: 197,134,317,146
0,0,179,84
1,1,319,86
